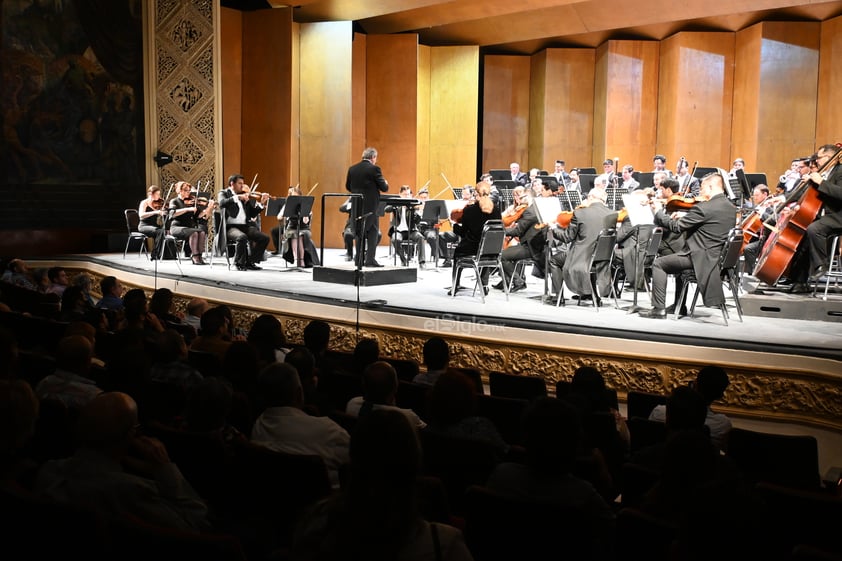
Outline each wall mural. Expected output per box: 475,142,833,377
0,0,144,187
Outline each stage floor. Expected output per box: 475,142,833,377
44,247,842,363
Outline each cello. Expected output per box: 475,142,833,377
754,145,842,285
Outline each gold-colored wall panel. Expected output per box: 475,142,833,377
418,45,432,191
528,51,547,171
429,46,480,189
732,24,764,171
482,55,531,172
657,32,735,170
817,15,842,144
352,33,367,163
594,41,659,171
536,49,596,171
299,21,354,248
219,7,242,179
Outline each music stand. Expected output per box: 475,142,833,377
605,187,626,211
489,169,511,182
619,193,656,313
279,195,313,273
578,167,597,175
421,200,446,267
538,176,560,193
266,197,286,255
693,166,719,179
578,173,597,195
633,172,655,189
557,189,582,211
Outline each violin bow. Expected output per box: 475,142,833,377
431,185,451,199
306,182,319,196
441,172,456,198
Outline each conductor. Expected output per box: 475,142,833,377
346,147,389,267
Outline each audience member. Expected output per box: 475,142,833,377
284,346,321,414
47,267,69,296
649,365,732,451
149,329,204,391
413,336,449,386
71,272,96,307
183,298,209,332
0,379,40,488
34,391,210,531
35,335,102,409
148,288,185,325
2,259,36,290
347,337,380,376
485,397,614,559
182,376,247,447
221,340,261,437
303,319,333,374
251,362,350,488
95,275,124,312
291,408,474,561
247,313,290,367
427,370,509,457
189,306,233,360
346,361,427,429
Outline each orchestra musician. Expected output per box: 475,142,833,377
217,173,270,271
675,159,700,196
639,172,736,319
494,186,546,292
742,184,780,275
652,154,671,176
509,163,528,186
550,160,571,184
620,165,639,192
280,185,320,268
340,197,383,263
547,181,614,301
417,187,456,267
138,185,167,260
805,144,842,282
169,181,213,265
448,182,501,295
385,185,426,267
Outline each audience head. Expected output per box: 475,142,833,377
362,361,397,405
71,272,93,295
285,346,316,389
247,314,287,351
100,275,123,298
522,397,582,474
60,285,86,315
422,336,449,371
154,328,188,363
429,370,477,427
303,320,331,356
353,338,380,372
694,365,729,405
149,288,174,317
665,385,708,432
122,288,149,323
74,392,138,456
186,297,210,319
47,267,68,287
258,362,302,408
56,335,93,375
199,306,227,337
569,365,609,412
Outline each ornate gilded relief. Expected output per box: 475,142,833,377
151,0,218,195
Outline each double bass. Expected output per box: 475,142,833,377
754,145,842,285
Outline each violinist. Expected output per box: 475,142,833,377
417,187,456,267
613,189,653,292
550,160,570,184
651,154,671,176
547,181,614,301
385,185,426,268
675,160,700,196
494,186,546,293
620,165,639,192
138,185,167,260
805,144,842,282
501,186,528,247
169,181,212,265
279,185,320,268
639,172,736,319
217,173,270,271
448,182,501,295
566,169,581,193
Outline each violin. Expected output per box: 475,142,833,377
150,198,165,210
450,208,464,223
664,194,707,213
502,203,527,227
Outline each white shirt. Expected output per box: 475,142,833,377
345,396,427,429
251,406,350,488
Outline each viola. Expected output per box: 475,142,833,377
556,211,573,228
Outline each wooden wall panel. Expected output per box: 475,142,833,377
418,45,431,191
365,34,419,191
428,46,479,190
817,15,842,145
735,22,820,181
220,8,243,177
482,55,531,173
528,50,547,171
536,49,596,171
241,9,293,199
300,21,353,248
352,33,367,163
290,23,300,189
594,41,659,172
657,32,735,172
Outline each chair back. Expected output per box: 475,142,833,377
727,427,821,490
626,390,667,420
488,370,547,401
644,227,664,263
589,228,617,271
719,227,744,271
125,208,141,233
475,219,505,264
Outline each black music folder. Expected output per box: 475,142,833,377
283,196,313,220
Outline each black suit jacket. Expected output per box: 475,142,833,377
345,159,389,215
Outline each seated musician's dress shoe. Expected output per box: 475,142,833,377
365,261,383,268
787,282,811,294
531,268,545,279
247,263,262,270
664,304,688,316
510,282,527,293
419,261,426,269
442,260,452,267
236,264,248,271
191,258,207,265
639,307,667,319
808,265,829,282
344,254,354,261
492,281,505,290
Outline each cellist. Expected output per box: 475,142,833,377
742,184,784,274
805,144,842,282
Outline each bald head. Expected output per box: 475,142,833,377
75,392,138,451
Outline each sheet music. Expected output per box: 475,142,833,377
622,194,655,226
533,196,561,224
444,200,468,217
